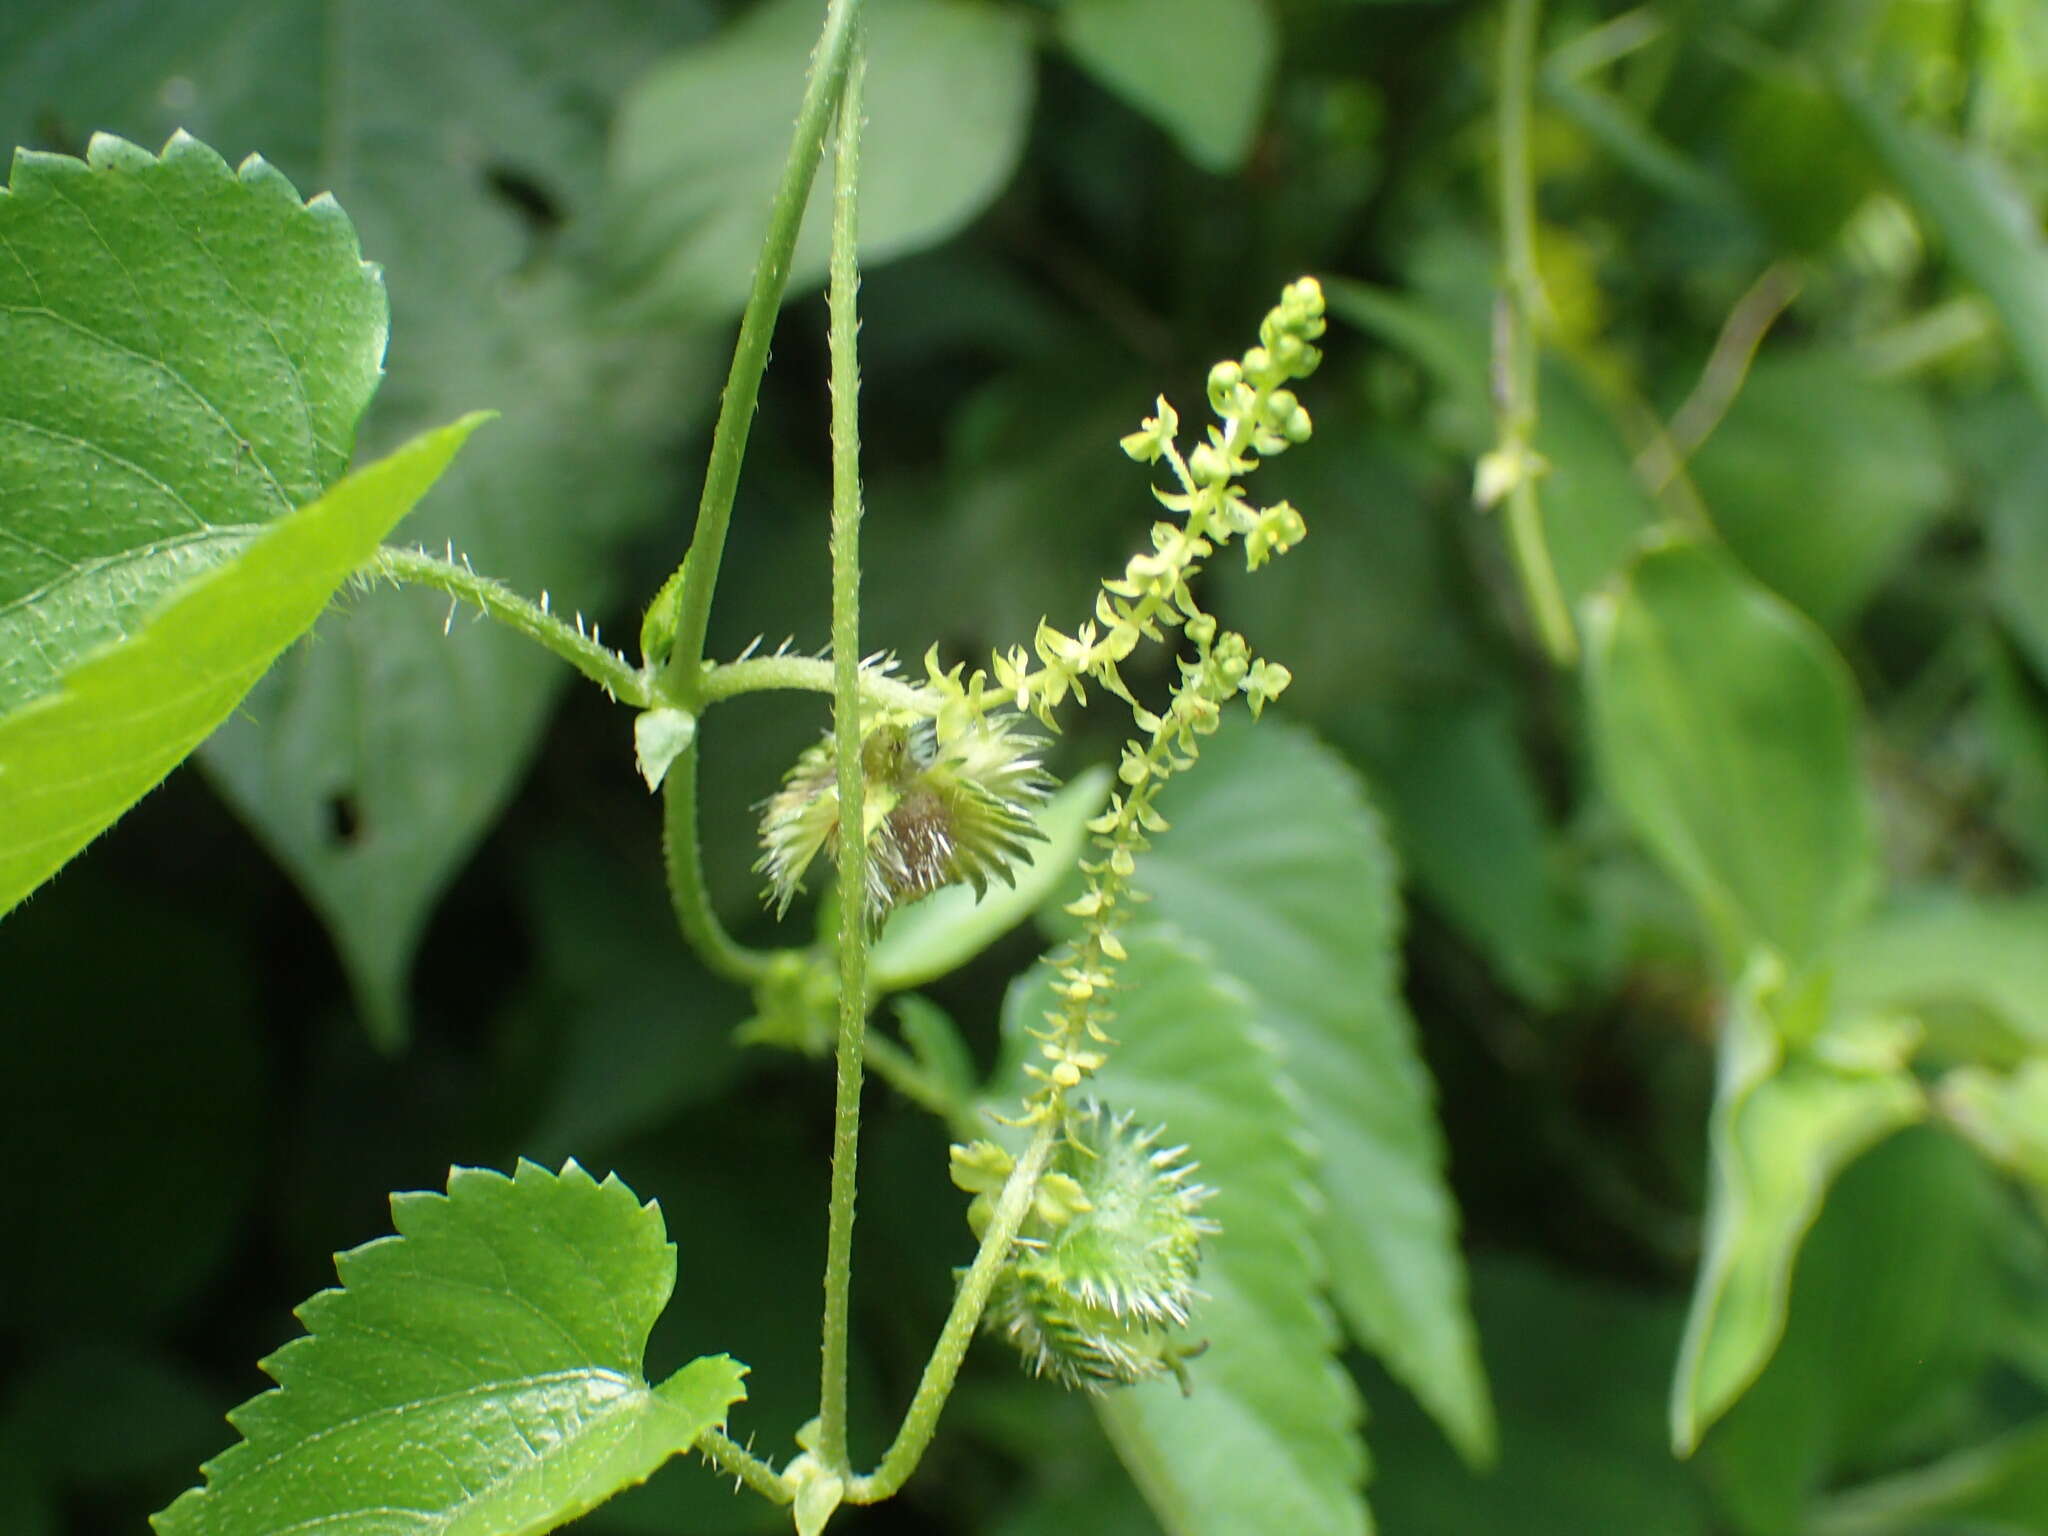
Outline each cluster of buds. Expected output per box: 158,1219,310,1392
755,704,1052,927
953,1103,1217,1391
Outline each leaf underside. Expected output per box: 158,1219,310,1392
152,1159,745,1536
1128,719,1496,1465
1000,926,1371,1536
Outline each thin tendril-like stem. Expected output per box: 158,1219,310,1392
370,546,649,705
656,0,864,701
1495,0,1579,666
817,35,869,1478
846,1123,1055,1504
661,743,786,986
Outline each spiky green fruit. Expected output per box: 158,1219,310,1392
960,1102,1217,1392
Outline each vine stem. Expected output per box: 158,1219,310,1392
1495,0,1579,666
696,1428,792,1505
657,0,864,700
655,0,863,987
818,35,869,1477
846,1122,1056,1504
700,654,930,711
370,546,648,705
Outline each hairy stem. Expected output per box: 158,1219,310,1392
1495,0,1578,666
696,1428,792,1505
818,39,869,1477
657,0,864,700
847,1123,1056,1504
371,546,648,705
700,654,930,712
863,1030,982,1142
661,745,788,986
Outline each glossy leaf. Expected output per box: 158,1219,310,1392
1585,535,1877,973
0,130,385,719
1000,927,1370,1536
1850,92,2048,416
0,0,722,1046
153,1159,747,1536
871,766,1111,994
1055,0,1278,175
0,416,483,912
1127,718,1494,1466
1671,958,1925,1454
610,0,1033,321
1703,1128,2008,1533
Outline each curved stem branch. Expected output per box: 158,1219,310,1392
657,0,866,700
817,37,869,1477
846,1123,1055,1504
695,1428,792,1505
700,654,930,712
661,744,789,986
371,546,649,705
1494,0,1579,666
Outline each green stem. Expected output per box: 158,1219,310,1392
700,654,930,712
696,1428,792,1505
1495,0,1579,666
657,0,865,701
371,546,649,705
862,1030,982,1141
817,38,869,1477
661,744,789,985
846,1123,1055,1504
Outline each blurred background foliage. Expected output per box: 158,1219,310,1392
4,0,2048,1531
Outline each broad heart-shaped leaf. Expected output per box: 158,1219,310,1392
153,1160,747,1536
1121,717,1495,1466
1670,956,1925,1455
0,130,384,718
870,766,1112,995
997,927,1370,1536
1847,91,2048,418
1054,0,1278,175
0,416,483,911
609,0,1034,322
2,0,720,1047
1585,534,1877,975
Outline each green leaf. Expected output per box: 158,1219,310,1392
1585,534,1877,973
634,706,698,793
1055,0,1277,175
610,0,1034,320
0,415,482,912
1834,894,2048,1064
0,130,385,720
1815,1416,2048,1536
1125,718,1495,1467
871,766,1111,994
1671,956,1925,1455
1848,91,2048,417
999,926,1371,1536
1373,692,1579,1008
1689,348,1954,630
1367,1259,1714,1535
2,0,723,1046
1942,1057,2048,1194
1705,1129,2009,1534
153,1159,747,1536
